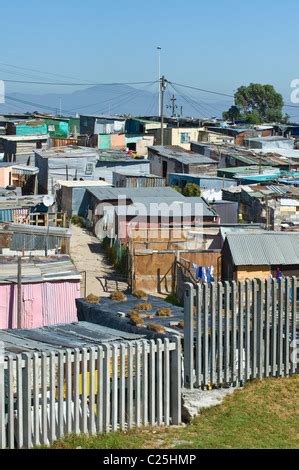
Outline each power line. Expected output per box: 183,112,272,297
3,79,157,86
0,61,92,83
169,81,234,98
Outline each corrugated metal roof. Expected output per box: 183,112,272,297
1,321,144,356
0,255,80,283
226,232,299,266
148,146,216,165
88,186,185,201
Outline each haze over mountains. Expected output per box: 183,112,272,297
1,84,231,118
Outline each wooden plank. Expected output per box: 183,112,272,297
111,345,118,432
264,280,271,378
238,282,244,385
156,339,163,425
73,349,80,434
245,280,251,381
41,353,47,447
49,352,56,443
149,340,156,426
119,344,126,431
195,284,202,388
65,350,72,435
135,342,141,428
163,339,170,426
57,351,65,439
7,356,15,449
224,282,230,385
217,282,223,386
210,283,216,386
231,281,237,385
127,344,134,428
183,283,194,388
96,346,104,434
89,348,96,435
271,280,278,376
203,283,209,388
142,341,148,426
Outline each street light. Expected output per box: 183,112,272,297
157,46,161,117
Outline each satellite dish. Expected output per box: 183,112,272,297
42,195,55,207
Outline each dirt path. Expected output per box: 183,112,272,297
70,224,114,297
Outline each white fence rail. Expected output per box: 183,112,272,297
184,278,298,389
0,338,181,449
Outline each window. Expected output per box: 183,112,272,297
180,132,190,144
85,163,95,175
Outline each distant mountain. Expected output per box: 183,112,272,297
0,84,230,118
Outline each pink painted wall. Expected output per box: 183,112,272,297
0,166,13,187
110,133,125,149
0,280,80,329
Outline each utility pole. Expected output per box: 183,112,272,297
17,256,22,328
170,94,177,116
157,46,161,116
160,75,166,146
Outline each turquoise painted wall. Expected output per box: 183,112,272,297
98,134,111,149
16,124,48,136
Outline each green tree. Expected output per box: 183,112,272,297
233,83,284,123
222,105,241,121
181,183,201,197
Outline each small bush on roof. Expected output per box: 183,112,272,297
147,323,165,334
156,308,172,317
130,316,145,327
110,291,127,302
135,302,152,311
85,294,100,304
132,290,148,300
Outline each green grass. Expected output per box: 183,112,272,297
49,376,299,449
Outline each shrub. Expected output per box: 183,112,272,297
127,309,140,318
110,291,127,302
156,308,172,317
85,294,100,304
71,215,85,228
132,290,148,300
147,323,165,334
130,316,145,327
135,302,152,311
165,293,183,307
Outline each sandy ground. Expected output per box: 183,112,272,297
69,224,113,297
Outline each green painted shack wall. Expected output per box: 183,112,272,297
16,124,48,136
98,134,111,150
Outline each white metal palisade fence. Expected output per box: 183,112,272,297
184,277,298,389
0,338,181,449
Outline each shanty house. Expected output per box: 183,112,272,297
0,256,81,329
148,146,218,178
221,231,299,281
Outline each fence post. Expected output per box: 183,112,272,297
203,283,209,388
171,336,181,425
277,279,284,377
195,284,202,388
23,353,32,449
238,281,244,385
183,283,194,389
0,342,5,449
257,279,264,380
264,280,271,378
231,281,237,385
284,277,290,376
252,279,258,380
291,277,297,375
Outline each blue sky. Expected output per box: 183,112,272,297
0,0,298,103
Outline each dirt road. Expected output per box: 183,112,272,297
70,224,113,297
